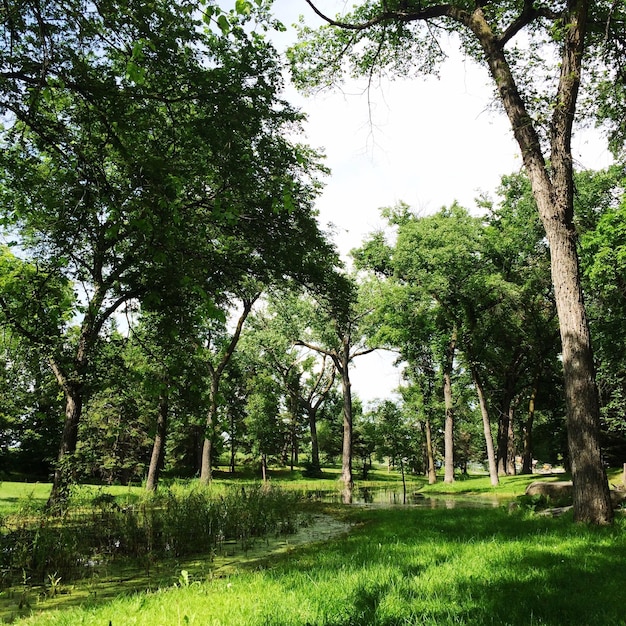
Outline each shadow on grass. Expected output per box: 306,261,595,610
271,507,626,626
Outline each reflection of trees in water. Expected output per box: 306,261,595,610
314,487,504,508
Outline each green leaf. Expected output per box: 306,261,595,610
235,0,252,16
217,14,231,34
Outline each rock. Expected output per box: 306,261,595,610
525,480,573,500
526,480,626,509
611,489,626,506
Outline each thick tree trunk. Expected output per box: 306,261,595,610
472,367,499,486
47,383,82,509
544,218,612,522
146,388,168,492
199,375,218,485
443,328,457,484
469,1,612,524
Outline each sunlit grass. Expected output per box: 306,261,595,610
4,469,624,624
13,506,626,626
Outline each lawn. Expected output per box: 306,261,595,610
2,470,624,625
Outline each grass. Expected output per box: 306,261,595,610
3,469,624,625
9,504,626,626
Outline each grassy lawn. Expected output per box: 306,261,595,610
2,470,625,625
9,504,626,626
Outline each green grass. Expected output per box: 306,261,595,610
9,505,626,626
4,470,621,625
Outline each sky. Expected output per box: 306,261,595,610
263,0,614,405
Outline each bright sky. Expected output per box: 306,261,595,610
266,0,613,405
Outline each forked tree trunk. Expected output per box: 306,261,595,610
199,295,258,486
469,0,613,523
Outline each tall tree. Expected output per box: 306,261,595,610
243,294,337,474
290,0,623,523
294,283,374,500
199,290,260,485
0,1,333,505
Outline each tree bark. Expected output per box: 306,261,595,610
521,383,538,474
146,387,168,492
472,367,499,486
200,372,219,485
443,327,457,484
339,336,354,501
506,403,516,475
47,376,82,509
468,2,612,523
424,418,437,484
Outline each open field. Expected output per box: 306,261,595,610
2,469,625,625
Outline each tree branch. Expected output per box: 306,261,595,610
304,0,459,31
499,1,561,47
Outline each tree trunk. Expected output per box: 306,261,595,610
339,338,353,502
230,412,237,474
200,373,219,485
443,328,457,484
146,387,168,492
47,382,82,509
521,383,537,474
199,295,258,486
425,418,437,484
472,367,499,486
506,403,516,475
545,217,612,522
308,407,321,472
469,1,612,524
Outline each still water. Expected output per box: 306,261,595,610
309,487,505,508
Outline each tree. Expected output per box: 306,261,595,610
481,173,561,475
290,0,624,523
355,204,490,483
199,290,260,484
0,0,334,506
294,282,374,500
575,166,626,465
243,293,338,474
369,399,417,501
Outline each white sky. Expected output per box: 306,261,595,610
265,0,613,405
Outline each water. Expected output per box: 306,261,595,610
308,486,505,508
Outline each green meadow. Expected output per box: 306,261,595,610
2,470,625,625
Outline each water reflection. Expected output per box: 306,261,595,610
309,487,504,508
